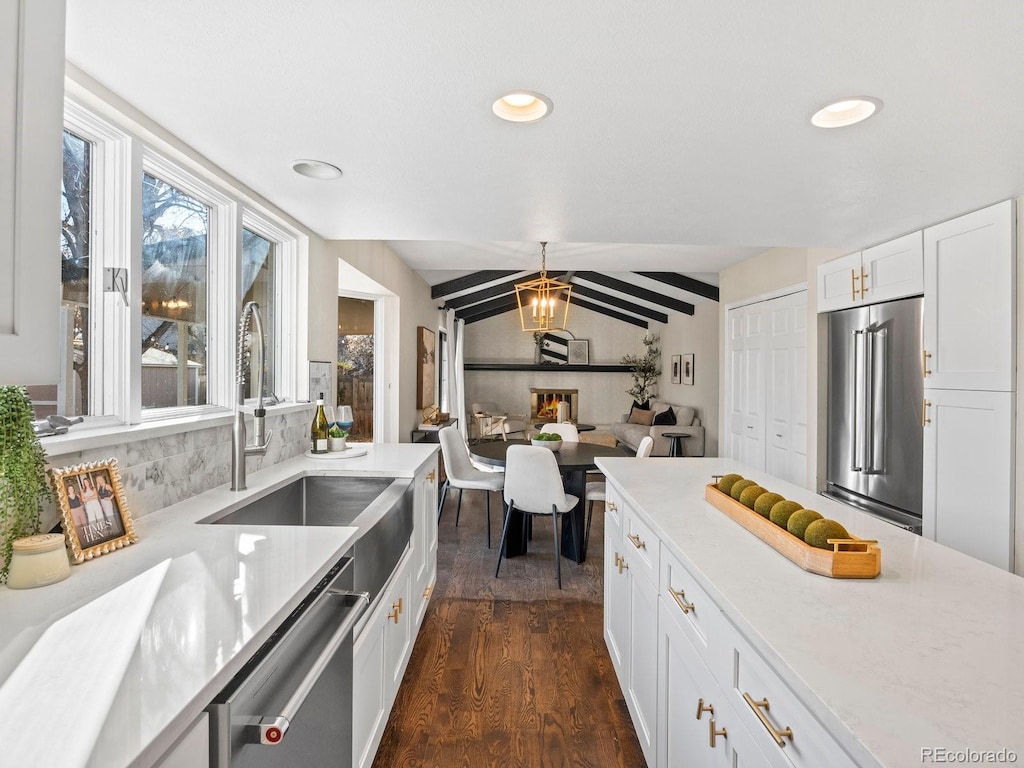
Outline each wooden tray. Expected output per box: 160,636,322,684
704,483,881,579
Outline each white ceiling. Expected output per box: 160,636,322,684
65,1,1024,280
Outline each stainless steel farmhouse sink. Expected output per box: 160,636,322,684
199,475,414,604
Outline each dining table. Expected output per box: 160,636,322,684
469,439,629,562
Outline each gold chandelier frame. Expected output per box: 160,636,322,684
514,242,572,332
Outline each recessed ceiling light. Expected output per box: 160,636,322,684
291,159,343,180
811,96,883,128
492,91,553,123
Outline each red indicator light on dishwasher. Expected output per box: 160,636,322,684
265,727,282,744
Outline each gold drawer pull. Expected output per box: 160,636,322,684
696,698,714,720
423,585,433,599
922,349,932,377
743,693,793,747
850,269,860,300
627,533,646,550
396,596,404,614
922,399,932,427
709,718,727,748
669,587,695,614
860,266,870,295
607,501,617,512
617,554,629,574
387,605,400,624
426,470,436,482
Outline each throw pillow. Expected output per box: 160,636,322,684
628,406,656,426
652,407,677,426
675,406,696,426
632,400,650,411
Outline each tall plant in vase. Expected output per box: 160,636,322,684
621,333,662,406
0,387,53,582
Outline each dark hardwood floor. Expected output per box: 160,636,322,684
370,485,647,767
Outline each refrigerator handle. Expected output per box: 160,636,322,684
869,327,886,473
850,329,864,472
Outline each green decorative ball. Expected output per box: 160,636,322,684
717,473,744,494
786,509,824,540
804,519,851,550
730,478,756,500
738,485,767,509
769,499,804,528
753,492,785,518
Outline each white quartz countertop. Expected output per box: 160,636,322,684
0,443,437,768
595,457,1024,768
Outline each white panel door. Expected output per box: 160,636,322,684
727,308,748,461
765,292,808,487
815,251,862,313
923,200,1015,392
740,308,766,471
861,230,924,304
923,388,1014,570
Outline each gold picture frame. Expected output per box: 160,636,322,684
52,459,138,564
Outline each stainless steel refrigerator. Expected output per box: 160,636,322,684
825,297,924,531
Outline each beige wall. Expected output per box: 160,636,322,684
463,299,720,449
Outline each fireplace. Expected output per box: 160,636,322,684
530,388,579,423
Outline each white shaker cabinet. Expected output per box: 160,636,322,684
411,462,438,626
816,232,923,314
923,388,1015,570
923,199,1015,392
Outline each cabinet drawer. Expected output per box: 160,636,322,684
623,506,659,588
659,546,723,663
729,632,857,768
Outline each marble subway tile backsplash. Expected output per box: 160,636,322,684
45,408,313,521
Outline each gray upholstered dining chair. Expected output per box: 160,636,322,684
495,444,580,589
438,426,504,548
584,436,654,555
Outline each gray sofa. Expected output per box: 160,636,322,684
609,401,705,457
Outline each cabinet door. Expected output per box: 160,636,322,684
861,230,924,304
816,252,862,313
923,200,1015,392
765,292,808,487
923,388,1014,570
626,563,659,764
412,462,438,627
353,614,387,768
727,305,767,470
384,566,413,691
604,489,630,690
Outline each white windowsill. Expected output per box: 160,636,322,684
40,402,311,459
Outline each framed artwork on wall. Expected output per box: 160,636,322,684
417,326,436,409
671,354,682,384
567,339,590,365
682,353,695,385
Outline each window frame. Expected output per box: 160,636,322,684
61,93,300,428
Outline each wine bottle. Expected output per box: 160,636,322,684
311,393,329,454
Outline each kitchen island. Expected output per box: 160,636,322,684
595,457,1024,768
0,444,437,768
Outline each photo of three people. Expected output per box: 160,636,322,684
64,469,125,548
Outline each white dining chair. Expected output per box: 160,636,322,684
496,445,580,589
584,436,654,555
539,422,580,442
438,426,505,547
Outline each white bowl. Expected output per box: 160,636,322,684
531,438,562,451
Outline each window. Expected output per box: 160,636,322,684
59,129,92,416
140,172,210,409
55,95,299,427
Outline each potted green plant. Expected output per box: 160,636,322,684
328,424,349,452
531,431,563,451
620,332,662,406
0,386,53,583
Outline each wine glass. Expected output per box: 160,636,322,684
323,405,336,430
336,405,355,436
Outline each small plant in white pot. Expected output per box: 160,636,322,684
328,424,349,452
531,432,563,451
0,386,54,583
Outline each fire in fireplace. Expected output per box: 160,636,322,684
530,388,579,422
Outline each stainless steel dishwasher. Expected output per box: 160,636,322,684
206,554,369,767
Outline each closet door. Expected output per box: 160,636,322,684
727,304,766,471
765,292,808,486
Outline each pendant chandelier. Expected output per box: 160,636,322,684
515,242,572,332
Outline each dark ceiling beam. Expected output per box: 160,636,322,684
575,271,695,315
442,272,540,309
456,295,518,323
431,270,519,300
572,297,649,328
570,283,668,323
634,271,720,302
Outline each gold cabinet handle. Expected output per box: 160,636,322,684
396,596,404,614
669,586,695,614
851,269,860,300
696,698,714,720
627,533,646,550
387,605,401,624
423,585,433,599
743,693,793,747
607,501,617,512
922,350,932,377
617,554,629,574
426,470,436,482
922,399,932,427
709,718,727,748
860,266,870,296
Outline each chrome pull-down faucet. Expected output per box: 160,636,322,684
231,301,274,491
